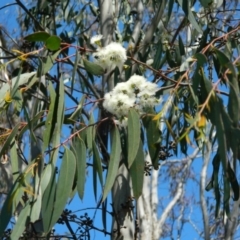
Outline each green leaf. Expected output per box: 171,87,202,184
212,153,221,217
228,74,240,126
43,82,56,150
74,137,87,200
227,162,239,201
200,0,213,7
24,31,51,42
37,50,61,78
70,95,86,121
0,72,36,108
0,123,21,160
92,140,103,187
48,147,76,230
42,164,56,233
166,49,178,68
10,141,19,182
178,35,185,56
71,49,80,94
194,53,208,67
10,202,31,239
127,109,141,167
83,58,105,75
143,116,161,169
177,0,202,33
102,126,121,202
52,78,65,162
30,173,42,223
129,140,144,199
167,0,175,22
41,164,53,193
224,175,230,217
0,179,20,236
86,114,95,152
152,40,163,70
45,35,61,51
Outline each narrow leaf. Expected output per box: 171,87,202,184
177,0,202,33
102,126,121,202
10,202,31,239
129,140,145,199
74,137,87,200
128,109,141,167
83,58,105,75
48,147,76,230
143,116,161,169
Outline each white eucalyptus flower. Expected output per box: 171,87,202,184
90,35,103,47
114,117,128,128
113,82,135,98
102,74,160,123
93,42,127,71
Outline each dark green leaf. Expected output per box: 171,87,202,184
228,162,239,201
200,0,213,7
0,179,20,236
167,0,174,22
178,35,185,56
143,116,161,169
24,31,50,42
212,153,221,217
152,41,163,77
92,140,103,187
43,82,56,150
45,35,61,51
224,175,230,217
194,53,207,67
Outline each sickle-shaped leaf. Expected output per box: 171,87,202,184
129,140,145,199
102,126,121,202
10,202,31,239
128,109,141,167
75,137,87,200
48,147,76,230
83,58,105,75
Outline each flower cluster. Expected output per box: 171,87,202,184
90,35,127,71
103,75,160,126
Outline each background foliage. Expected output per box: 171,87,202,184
0,0,240,239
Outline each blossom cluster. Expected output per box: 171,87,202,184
90,35,127,71
103,75,160,126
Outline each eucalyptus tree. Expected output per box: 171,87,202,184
0,0,240,239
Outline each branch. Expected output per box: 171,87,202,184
200,141,211,240
156,148,199,239
157,181,184,239
15,0,45,31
